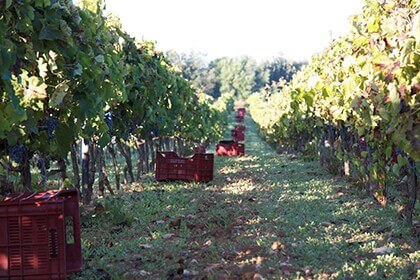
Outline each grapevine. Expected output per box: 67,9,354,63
247,0,418,223
0,0,231,196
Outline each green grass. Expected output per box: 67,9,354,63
69,114,419,279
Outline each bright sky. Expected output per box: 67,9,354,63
104,0,365,62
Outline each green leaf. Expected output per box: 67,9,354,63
22,5,35,20
392,163,399,176
37,58,48,79
49,82,69,108
378,108,390,122
98,133,110,147
5,0,12,9
39,24,65,41
24,112,39,134
302,93,314,107
367,17,379,33
2,70,11,82
5,103,27,124
401,39,415,65
73,63,83,77
7,130,20,146
397,154,407,168
387,83,400,108
95,55,105,63
56,123,75,156
0,113,11,137
102,82,113,100
35,0,44,7
385,146,392,160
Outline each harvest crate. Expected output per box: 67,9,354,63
234,125,246,132
216,140,245,156
193,146,206,154
231,130,245,142
0,189,82,279
156,151,214,182
237,108,246,117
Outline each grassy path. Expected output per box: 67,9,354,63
72,114,418,279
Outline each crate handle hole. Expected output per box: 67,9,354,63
65,216,75,245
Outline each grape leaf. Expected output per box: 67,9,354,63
49,82,69,108
56,123,75,156
5,0,12,9
39,24,65,41
95,55,105,63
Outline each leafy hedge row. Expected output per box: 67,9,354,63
248,0,418,223
0,0,231,193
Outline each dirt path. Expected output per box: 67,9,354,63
71,113,418,279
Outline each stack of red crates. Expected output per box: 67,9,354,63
155,151,214,182
234,108,246,122
234,125,246,132
217,108,247,156
231,125,245,142
0,189,82,279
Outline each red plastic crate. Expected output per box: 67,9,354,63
0,189,82,279
231,130,245,142
193,146,206,154
216,141,245,156
237,108,246,117
156,151,214,182
234,125,246,132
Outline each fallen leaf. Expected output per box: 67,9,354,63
162,233,175,239
169,217,182,228
183,269,199,276
373,246,394,255
139,270,150,276
253,273,264,280
204,239,212,246
256,256,265,266
271,241,282,250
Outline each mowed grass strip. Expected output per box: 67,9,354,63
70,114,419,279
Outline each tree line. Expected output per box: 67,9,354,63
166,51,305,100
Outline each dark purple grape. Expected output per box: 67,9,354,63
36,158,50,170
9,144,26,164
152,123,159,137
41,117,59,139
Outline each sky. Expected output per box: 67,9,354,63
104,0,365,62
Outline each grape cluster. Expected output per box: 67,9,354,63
36,158,51,170
327,125,336,141
41,117,59,139
9,144,26,164
104,111,113,134
151,123,159,137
